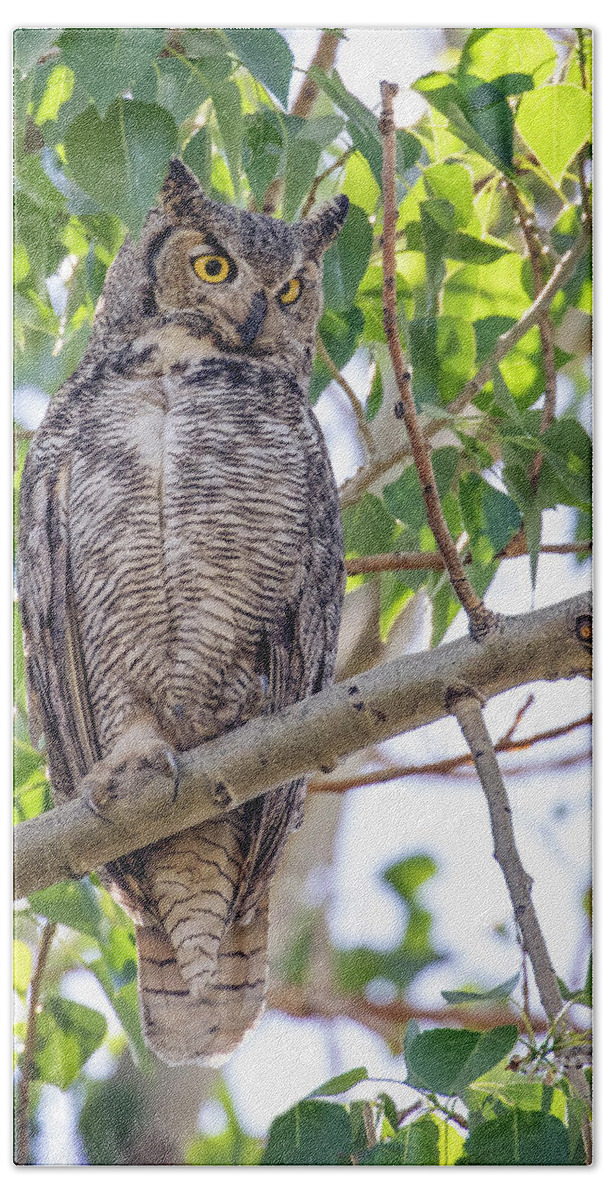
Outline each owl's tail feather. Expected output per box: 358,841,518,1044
135,822,268,1065
136,895,268,1066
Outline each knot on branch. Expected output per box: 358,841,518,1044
444,683,487,714
575,613,592,650
468,604,501,643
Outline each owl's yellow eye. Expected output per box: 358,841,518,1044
192,253,231,284
278,277,302,305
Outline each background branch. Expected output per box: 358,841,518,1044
15,920,56,1165
14,591,591,899
345,541,591,576
309,712,591,793
316,337,375,459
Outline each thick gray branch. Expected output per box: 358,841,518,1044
13,591,590,899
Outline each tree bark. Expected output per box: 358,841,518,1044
14,591,591,899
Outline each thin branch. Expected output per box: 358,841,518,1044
301,147,352,218
345,541,592,576
15,920,56,1165
380,80,497,641
13,591,591,899
316,337,375,459
267,984,580,1039
447,689,591,1152
309,712,591,794
505,180,557,490
339,223,591,510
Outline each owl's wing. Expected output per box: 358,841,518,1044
18,440,100,803
237,423,346,908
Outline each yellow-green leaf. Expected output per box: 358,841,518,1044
516,85,591,184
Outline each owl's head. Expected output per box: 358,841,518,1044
97,159,349,375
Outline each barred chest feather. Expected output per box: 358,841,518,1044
67,355,340,754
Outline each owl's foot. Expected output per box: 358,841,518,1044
82,727,180,814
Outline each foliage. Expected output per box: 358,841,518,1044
260,1017,588,1165
13,26,591,1165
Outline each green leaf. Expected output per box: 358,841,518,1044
310,305,364,401
155,56,210,125
283,139,320,222
59,28,165,116
182,128,212,194
341,151,380,215
462,1109,570,1165
311,67,383,183
29,880,106,941
405,1025,519,1095
309,1067,368,1097
412,72,515,174
208,76,243,197
35,63,74,125
342,493,398,557
516,85,592,184
458,73,514,172
63,100,178,232
13,940,33,995
35,996,107,1089
442,972,520,1005
459,28,557,88
242,111,283,208
424,162,475,229
446,231,511,264
408,316,477,406
361,1117,440,1165
323,203,373,312
366,363,383,421
224,28,293,108
261,1100,353,1165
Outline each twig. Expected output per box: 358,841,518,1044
316,337,375,459
301,148,352,218
380,81,498,642
13,590,592,899
339,223,590,510
263,30,342,214
446,689,591,1155
345,541,592,575
309,712,591,793
15,920,56,1165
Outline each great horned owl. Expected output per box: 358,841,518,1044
18,160,348,1065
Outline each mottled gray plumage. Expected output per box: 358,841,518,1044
18,160,347,1065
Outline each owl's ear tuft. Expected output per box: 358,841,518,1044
159,158,205,218
299,194,349,257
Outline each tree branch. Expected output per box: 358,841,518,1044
447,689,591,1153
345,541,592,576
15,920,56,1165
380,80,497,641
308,712,591,793
267,985,580,1039
13,592,591,899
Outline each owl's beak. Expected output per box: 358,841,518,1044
237,290,268,347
